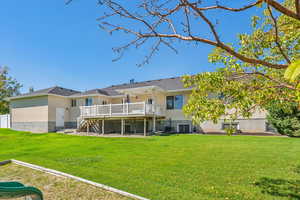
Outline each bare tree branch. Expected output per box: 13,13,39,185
68,0,298,69
233,72,295,90
267,5,291,64
196,0,263,11
266,0,300,20
182,0,300,21
183,0,221,43
98,0,289,69
296,0,300,16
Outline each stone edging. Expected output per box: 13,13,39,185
6,159,150,200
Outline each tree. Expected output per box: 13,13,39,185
92,0,299,67
267,101,300,137
182,0,300,125
68,0,300,126
84,0,298,126
0,67,22,114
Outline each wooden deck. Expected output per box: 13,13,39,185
80,102,165,118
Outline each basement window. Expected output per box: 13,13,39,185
222,122,239,130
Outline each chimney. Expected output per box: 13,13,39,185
29,87,34,93
130,79,135,84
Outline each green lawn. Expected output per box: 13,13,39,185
0,129,300,200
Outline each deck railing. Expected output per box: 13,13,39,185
80,102,164,117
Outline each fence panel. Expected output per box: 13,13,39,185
0,114,10,128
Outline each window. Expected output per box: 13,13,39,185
71,99,77,107
174,95,183,109
102,100,107,105
85,98,93,106
222,122,239,130
166,95,184,110
266,122,277,133
166,96,174,109
147,98,153,104
178,124,190,133
218,93,225,100
126,94,130,103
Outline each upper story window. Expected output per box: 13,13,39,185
125,94,130,103
147,98,153,104
166,95,184,110
71,99,77,107
102,100,107,105
166,96,174,109
85,98,93,106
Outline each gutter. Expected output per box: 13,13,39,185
6,87,193,101
69,94,125,98
6,94,53,101
166,88,193,92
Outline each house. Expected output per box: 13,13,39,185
8,77,271,135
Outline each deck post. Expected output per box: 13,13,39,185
87,120,90,134
153,116,156,133
98,120,101,134
109,104,112,116
144,118,147,136
102,119,105,135
126,103,129,115
121,119,124,135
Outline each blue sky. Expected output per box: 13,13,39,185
0,1,259,93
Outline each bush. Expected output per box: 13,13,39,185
267,102,300,137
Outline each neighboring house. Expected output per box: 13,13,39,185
8,77,271,134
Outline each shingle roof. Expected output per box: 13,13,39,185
77,76,189,97
11,76,190,100
72,88,119,97
103,76,186,91
12,86,80,99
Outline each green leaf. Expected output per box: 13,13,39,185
284,60,300,81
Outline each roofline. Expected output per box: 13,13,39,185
166,88,193,92
69,94,108,98
115,85,165,92
7,88,192,101
68,94,125,98
6,93,71,101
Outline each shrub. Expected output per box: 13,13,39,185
267,102,300,137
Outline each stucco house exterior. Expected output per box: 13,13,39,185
8,77,272,135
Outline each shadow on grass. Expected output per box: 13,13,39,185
155,133,174,136
255,167,300,199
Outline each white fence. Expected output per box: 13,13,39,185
0,114,10,128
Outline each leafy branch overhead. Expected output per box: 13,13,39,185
284,60,300,81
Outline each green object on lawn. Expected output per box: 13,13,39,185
0,182,43,200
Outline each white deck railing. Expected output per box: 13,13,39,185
80,102,164,117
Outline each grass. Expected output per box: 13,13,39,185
0,163,131,200
0,129,300,200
